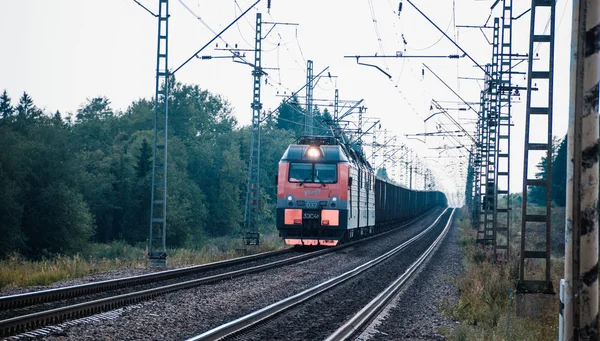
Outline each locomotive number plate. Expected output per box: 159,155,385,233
306,202,318,209
302,212,320,220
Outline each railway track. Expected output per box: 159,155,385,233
184,208,454,341
0,248,294,312
0,209,441,338
325,208,456,341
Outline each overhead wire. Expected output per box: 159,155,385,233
265,12,306,72
281,102,333,132
179,0,300,107
385,0,407,87
294,27,308,65
531,0,568,57
232,0,256,48
233,0,288,47
367,0,390,71
408,11,454,51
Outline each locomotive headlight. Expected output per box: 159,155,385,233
305,146,323,158
287,195,294,206
287,195,293,201
331,197,337,202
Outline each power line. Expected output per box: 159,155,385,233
172,0,261,74
408,11,454,51
366,0,390,71
268,12,306,72
294,27,308,65
404,0,491,78
132,0,157,16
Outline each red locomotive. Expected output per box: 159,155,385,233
276,136,447,246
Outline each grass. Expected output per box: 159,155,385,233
0,235,285,290
441,208,561,341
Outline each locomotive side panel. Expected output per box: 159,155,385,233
275,141,448,246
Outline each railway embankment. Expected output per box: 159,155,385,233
31,210,443,340
354,207,464,341
439,209,561,341
0,235,285,296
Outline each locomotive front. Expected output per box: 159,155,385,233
276,138,349,246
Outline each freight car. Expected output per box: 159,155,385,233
275,136,447,246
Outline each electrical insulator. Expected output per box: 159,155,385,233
267,0,271,9
398,1,403,16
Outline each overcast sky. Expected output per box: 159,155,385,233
0,0,574,203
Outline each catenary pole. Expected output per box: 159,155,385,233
563,0,599,339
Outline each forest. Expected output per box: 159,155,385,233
0,77,568,260
0,78,334,259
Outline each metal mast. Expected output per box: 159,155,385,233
478,19,500,246
334,88,339,122
371,123,377,166
494,0,513,260
473,117,482,228
488,18,501,250
518,0,555,296
477,89,488,234
148,0,169,266
305,60,314,136
244,12,263,246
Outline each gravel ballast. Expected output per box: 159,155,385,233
357,209,464,341
0,250,306,321
225,209,453,341
0,250,299,298
28,209,445,341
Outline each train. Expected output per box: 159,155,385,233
275,136,448,246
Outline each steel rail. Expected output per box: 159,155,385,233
0,209,442,337
0,248,294,311
324,208,456,341
185,208,452,341
0,208,436,311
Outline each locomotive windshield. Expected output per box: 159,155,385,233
289,163,337,184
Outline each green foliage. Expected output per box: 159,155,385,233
274,96,336,139
0,234,285,289
135,139,152,178
444,209,560,341
529,135,567,207
0,81,297,260
16,92,36,119
376,167,389,180
0,90,13,120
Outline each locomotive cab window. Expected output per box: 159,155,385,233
314,164,337,183
289,163,313,183
288,163,337,183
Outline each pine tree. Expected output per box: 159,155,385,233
135,139,153,178
16,92,34,119
376,168,389,180
51,111,64,126
0,90,13,119
76,97,113,122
